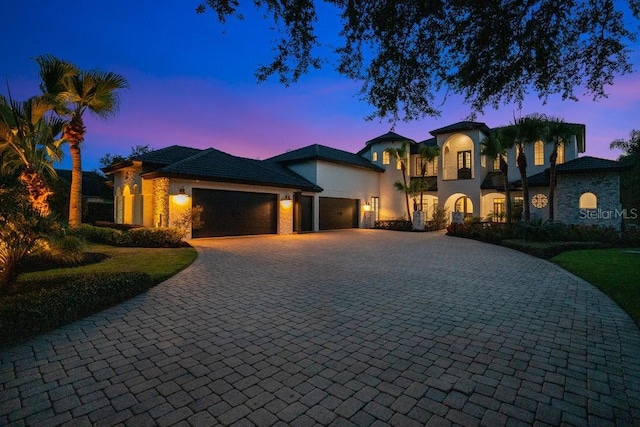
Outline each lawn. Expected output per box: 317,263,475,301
19,244,198,285
552,248,640,326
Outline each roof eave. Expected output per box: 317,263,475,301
140,171,323,192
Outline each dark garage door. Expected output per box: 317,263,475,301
192,189,277,237
319,197,359,230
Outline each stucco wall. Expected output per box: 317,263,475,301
556,172,622,229
315,161,381,227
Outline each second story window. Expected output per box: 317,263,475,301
457,150,472,179
382,151,390,165
372,151,378,162
396,159,402,170
416,157,423,175
493,156,501,171
431,158,438,176
557,142,565,164
534,141,544,165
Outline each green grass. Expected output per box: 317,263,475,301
19,244,198,285
552,248,640,326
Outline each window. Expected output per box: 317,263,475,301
382,151,390,165
457,150,472,179
431,158,438,175
493,198,505,222
481,155,486,168
396,159,402,170
579,192,597,209
416,157,424,175
493,155,501,171
432,198,439,220
534,141,544,165
557,142,565,164
371,197,380,222
372,151,378,162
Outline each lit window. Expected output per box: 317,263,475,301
431,158,438,175
493,156,501,171
382,151,390,165
534,141,544,165
557,142,565,164
416,158,423,175
396,159,402,170
372,151,378,162
579,192,597,209
371,197,380,222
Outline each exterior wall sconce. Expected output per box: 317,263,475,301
363,202,371,211
280,194,293,208
174,186,189,205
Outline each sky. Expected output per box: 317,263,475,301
2,1,639,172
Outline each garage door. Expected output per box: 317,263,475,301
192,189,277,237
319,197,359,230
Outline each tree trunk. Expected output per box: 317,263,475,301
500,158,512,224
401,166,411,220
65,115,86,228
18,168,52,216
549,146,558,221
68,142,83,227
517,148,530,221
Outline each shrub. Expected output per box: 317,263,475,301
375,220,413,231
0,272,152,346
69,223,122,245
69,224,183,247
502,240,608,259
622,225,640,247
124,228,183,248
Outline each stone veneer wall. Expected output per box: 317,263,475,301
556,172,622,230
152,178,170,228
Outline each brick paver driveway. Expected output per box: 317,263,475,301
2,230,640,426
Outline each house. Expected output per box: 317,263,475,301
103,120,626,238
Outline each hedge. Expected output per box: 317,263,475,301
69,224,183,248
0,272,152,346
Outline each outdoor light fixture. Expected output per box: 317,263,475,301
281,194,293,208
364,202,371,211
174,186,189,205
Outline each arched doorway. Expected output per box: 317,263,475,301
455,196,474,218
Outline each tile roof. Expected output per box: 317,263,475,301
411,137,438,154
143,148,322,192
409,176,438,191
480,171,522,190
364,131,416,146
556,156,625,173
135,145,204,165
55,169,112,199
266,144,384,172
430,121,490,136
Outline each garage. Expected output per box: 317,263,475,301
319,197,359,230
192,189,277,237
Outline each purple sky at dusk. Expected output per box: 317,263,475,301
2,1,639,172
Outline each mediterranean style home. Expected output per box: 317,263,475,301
102,120,626,238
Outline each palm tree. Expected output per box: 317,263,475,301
385,141,412,220
416,144,440,211
36,55,128,227
542,117,579,221
0,94,65,215
480,129,512,223
505,113,546,221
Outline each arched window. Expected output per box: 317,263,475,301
382,151,390,165
579,192,597,209
372,151,378,162
534,141,544,165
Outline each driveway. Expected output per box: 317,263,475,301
1,230,640,426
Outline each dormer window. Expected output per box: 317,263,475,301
557,142,565,164
372,151,378,162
